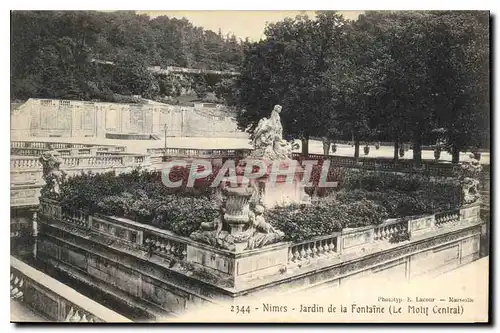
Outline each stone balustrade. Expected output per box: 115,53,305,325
10,256,131,322
40,198,187,261
144,232,188,261
11,157,42,169
291,153,461,177
61,207,90,229
146,147,253,159
38,196,482,290
435,209,461,227
11,153,151,208
11,141,127,156
11,154,147,170
373,218,409,241
288,234,340,265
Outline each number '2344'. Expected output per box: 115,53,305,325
231,305,251,314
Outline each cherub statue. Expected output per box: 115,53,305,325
245,203,285,250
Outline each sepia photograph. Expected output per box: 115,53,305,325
9,8,491,323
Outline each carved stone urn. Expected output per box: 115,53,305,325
222,177,253,235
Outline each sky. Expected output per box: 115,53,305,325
136,11,364,41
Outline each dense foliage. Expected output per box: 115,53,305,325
58,169,219,237
235,11,489,157
266,171,461,242
11,11,245,101
58,167,462,242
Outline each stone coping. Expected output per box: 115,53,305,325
41,197,480,255
10,256,132,322
38,197,483,296
229,218,484,295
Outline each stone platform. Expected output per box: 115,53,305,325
35,198,485,320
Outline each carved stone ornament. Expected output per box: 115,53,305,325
190,180,285,251
250,105,292,160
39,145,66,196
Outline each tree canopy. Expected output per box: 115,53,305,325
11,11,245,101
235,10,490,157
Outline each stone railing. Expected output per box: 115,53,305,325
146,147,253,160
38,196,482,290
11,154,148,170
435,209,461,227
10,256,131,322
373,218,409,241
10,141,127,156
291,153,461,178
11,140,126,152
288,233,340,265
286,205,480,268
39,198,189,263
143,147,463,178
11,146,127,157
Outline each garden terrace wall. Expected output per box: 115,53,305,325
10,256,131,322
292,153,461,178
11,140,127,153
36,196,484,318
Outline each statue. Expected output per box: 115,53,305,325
455,158,482,205
245,203,285,250
189,180,285,251
251,105,292,160
39,144,66,196
454,158,481,204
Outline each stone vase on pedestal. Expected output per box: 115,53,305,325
223,187,253,234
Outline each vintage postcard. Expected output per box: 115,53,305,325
10,10,490,323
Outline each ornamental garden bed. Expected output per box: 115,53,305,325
54,168,462,242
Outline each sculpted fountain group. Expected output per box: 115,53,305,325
190,104,301,251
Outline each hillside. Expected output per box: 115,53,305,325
11,11,246,102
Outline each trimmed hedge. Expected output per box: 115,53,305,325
266,171,462,242
57,168,463,241
59,169,218,237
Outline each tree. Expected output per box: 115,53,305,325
236,12,349,156
11,10,245,102
425,11,489,163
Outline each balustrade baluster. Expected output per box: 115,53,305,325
299,246,306,261
165,242,171,254
305,244,312,258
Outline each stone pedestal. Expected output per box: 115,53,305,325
245,159,310,209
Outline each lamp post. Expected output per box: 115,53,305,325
164,123,167,149
163,123,167,161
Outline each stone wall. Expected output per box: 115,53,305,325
11,99,247,139
35,198,485,320
10,256,131,322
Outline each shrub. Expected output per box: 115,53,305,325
266,198,388,242
59,169,218,236
342,170,424,192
